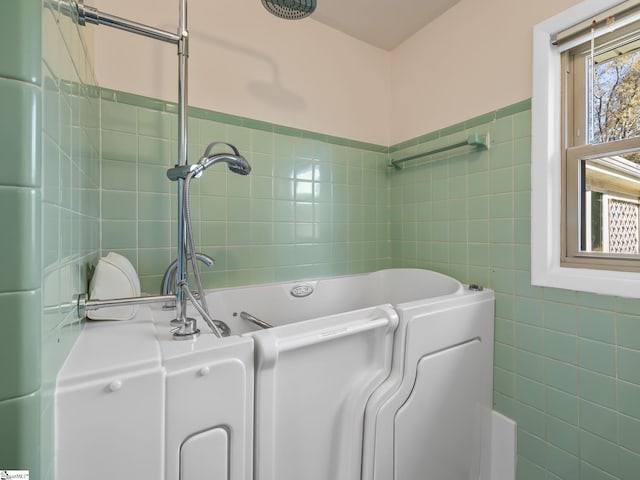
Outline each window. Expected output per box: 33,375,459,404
562,12,640,270
532,0,640,298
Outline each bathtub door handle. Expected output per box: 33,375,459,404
277,315,394,353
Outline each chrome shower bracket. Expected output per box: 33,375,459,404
167,163,200,181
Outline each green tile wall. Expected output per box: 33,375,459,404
0,0,43,476
0,0,41,84
99,90,391,293
389,101,640,480
40,1,100,477
0,0,99,478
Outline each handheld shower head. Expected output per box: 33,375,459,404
166,142,251,181
198,142,251,176
261,0,316,19
199,153,251,176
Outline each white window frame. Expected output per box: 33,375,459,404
531,0,640,298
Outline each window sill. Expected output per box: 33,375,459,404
532,261,640,298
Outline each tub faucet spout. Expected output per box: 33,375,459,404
161,253,215,298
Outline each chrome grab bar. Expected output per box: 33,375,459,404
389,133,490,170
240,311,273,329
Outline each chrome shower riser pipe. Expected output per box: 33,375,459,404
75,1,180,44
66,0,199,339
174,0,194,338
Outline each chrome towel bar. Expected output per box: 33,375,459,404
390,133,489,170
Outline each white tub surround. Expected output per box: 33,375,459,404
56,315,254,480
55,269,502,480
55,320,166,480
490,411,518,480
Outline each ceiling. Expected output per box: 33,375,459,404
310,0,462,51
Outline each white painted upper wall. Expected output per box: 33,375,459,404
92,0,390,145
92,0,582,146
389,0,581,145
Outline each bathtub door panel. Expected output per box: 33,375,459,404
362,293,495,480
394,339,484,480
253,306,398,480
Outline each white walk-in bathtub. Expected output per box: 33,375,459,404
56,269,497,480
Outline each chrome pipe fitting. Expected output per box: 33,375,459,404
75,293,176,319
75,0,180,44
170,317,200,340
